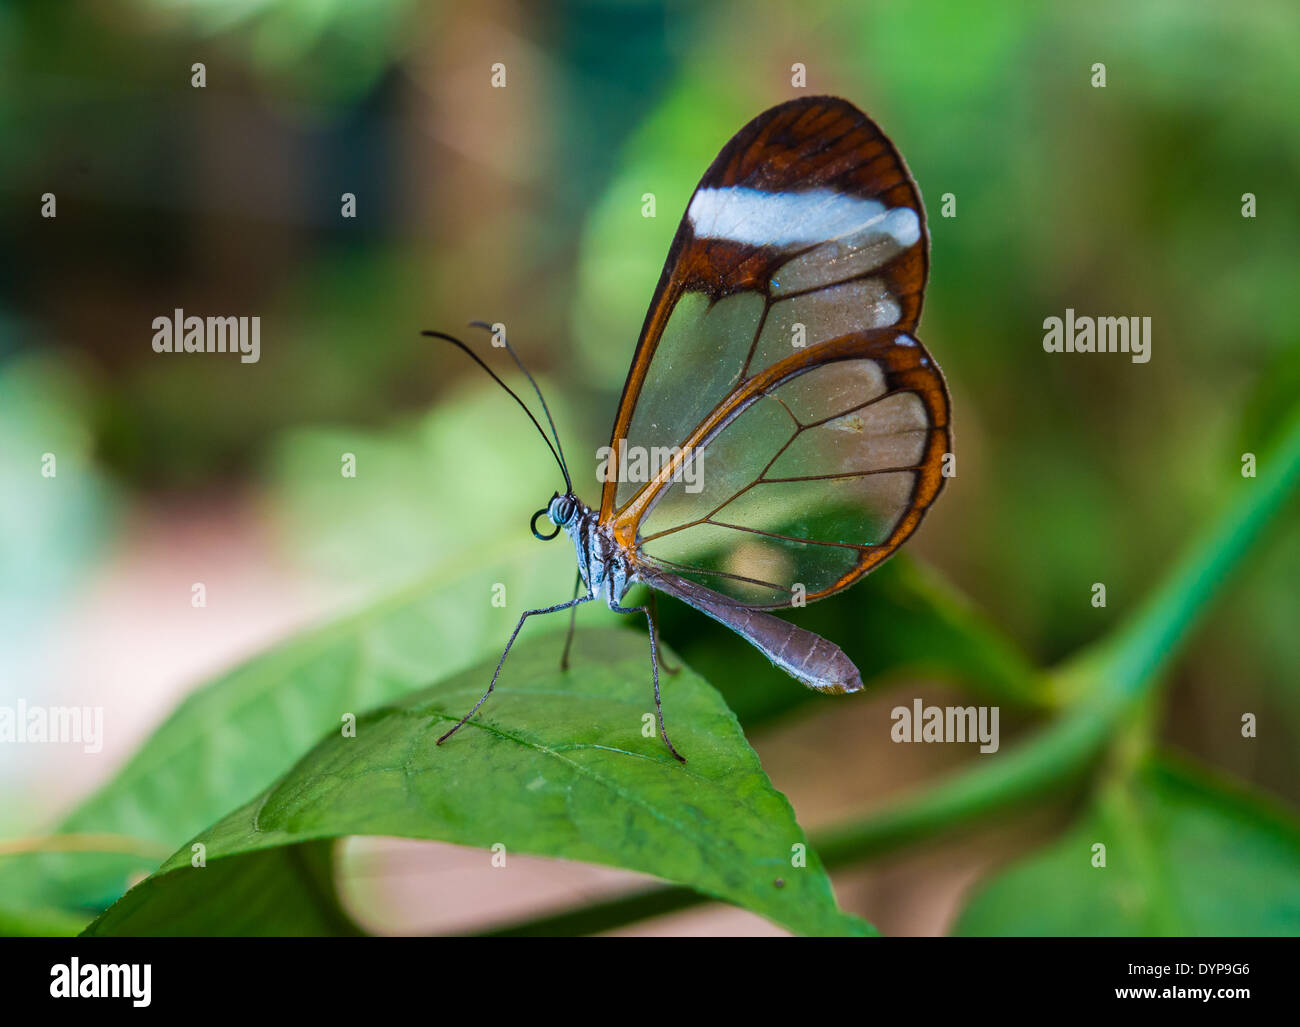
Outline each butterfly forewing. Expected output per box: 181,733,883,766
603,96,948,610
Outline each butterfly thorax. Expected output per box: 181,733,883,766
546,493,634,608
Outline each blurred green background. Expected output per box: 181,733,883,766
2,0,1298,934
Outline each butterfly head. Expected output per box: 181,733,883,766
532,491,580,540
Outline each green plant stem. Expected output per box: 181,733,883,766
483,405,1300,937
1064,402,1300,707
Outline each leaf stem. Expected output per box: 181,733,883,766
1062,402,1300,706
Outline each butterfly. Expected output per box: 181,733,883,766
426,95,950,762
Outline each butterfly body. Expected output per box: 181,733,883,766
544,487,864,697
547,493,633,610
435,96,949,761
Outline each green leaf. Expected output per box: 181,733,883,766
2,537,1023,925
0,540,578,919
954,756,1300,936
84,629,869,937
86,840,360,938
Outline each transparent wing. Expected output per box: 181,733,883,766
603,95,929,519
602,96,948,609
624,331,948,607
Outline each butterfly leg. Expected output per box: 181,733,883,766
610,601,687,763
559,569,582,671
647,591,679,675
437,591,595,746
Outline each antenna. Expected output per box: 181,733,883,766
422,330,572,492
468,321,571,486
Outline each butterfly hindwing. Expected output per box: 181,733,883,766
603,96,948,610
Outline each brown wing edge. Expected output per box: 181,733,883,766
600,95,930,521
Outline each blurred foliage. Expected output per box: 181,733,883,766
263,378,578,586
145,0,420,107
651,556,1045,726
1,0,1298,935
0,352,109,586
0,343,120,837
956,757,1300,936
0,346,119,720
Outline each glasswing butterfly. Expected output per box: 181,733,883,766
426,96,950,762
